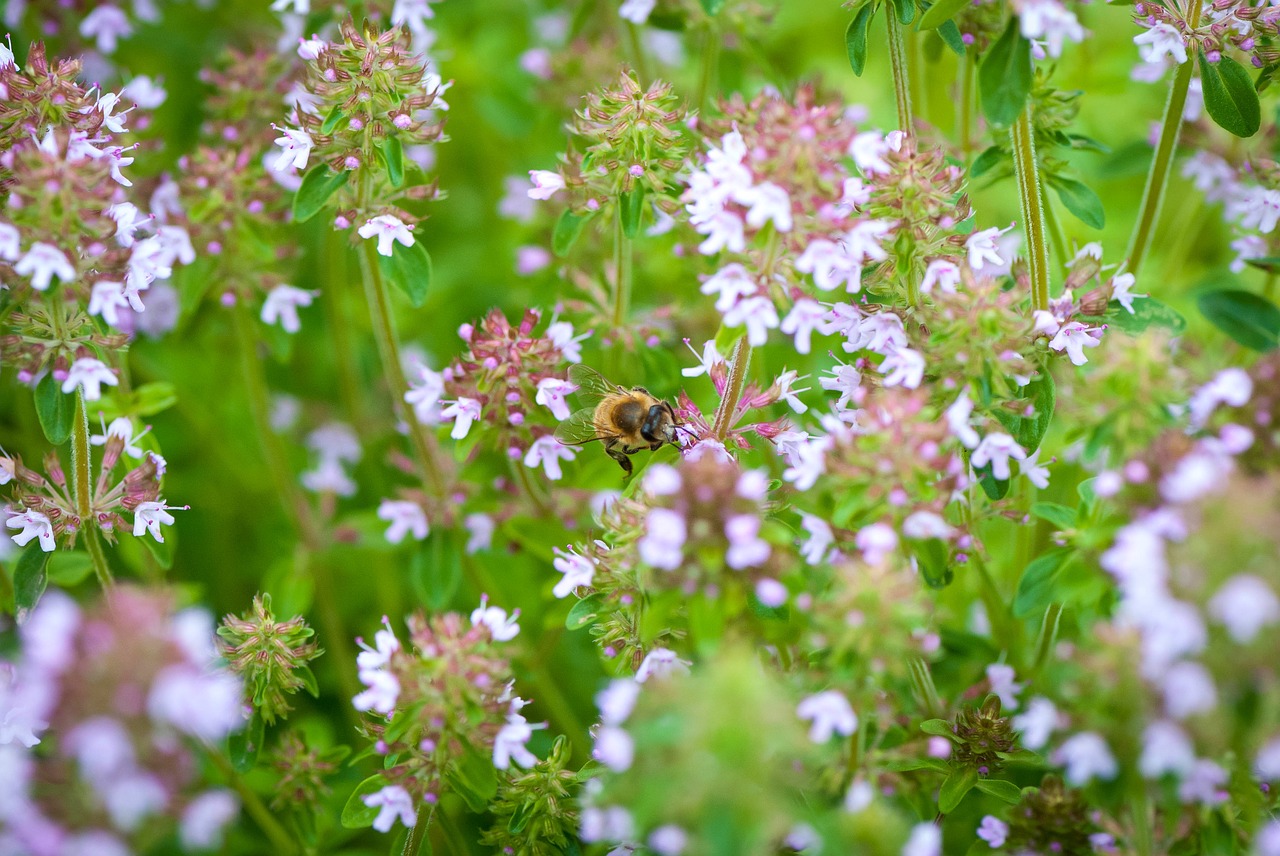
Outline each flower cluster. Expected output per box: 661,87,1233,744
216,593,323,725
1132,0,1279,73
0,587,243,854
351,602,541,833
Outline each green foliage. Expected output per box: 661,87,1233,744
1198,288,1280,351
293,166,351,222
1200,52,1261,138
979,19,1033,127
378,242,434,308
845,5,875,77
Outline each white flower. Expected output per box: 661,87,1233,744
15,242,75,291
270,125,313,172
470,595,520,641
781,299,827,354
638,507,686,570
1134,22,1188,65
133,501,180,543
985,663,1023,711
1049,321,1103,366
80,5,133,53
920,258,961,294
945,391,980,449
493,714,539,769
377,500,429,544
1012,697,1059,750
902,511,954,540
971,432,1026,481
592,726,634,771
90,416,147,458
701,263,758,312
6,509,55,553
553,548,596,598
260,285,317,334
0,222,20,261
441,397,481,439
1109,272,1145,314
965,226,1011,271
358,215,415,257
635,648,690,683
855,522,897,565
405,366,446,425
524,435,577,480
649,825,688,856
1021,448,1052,489
1208,575,1280,643
619,0,656,24
880,347,925,389
849,131,892,175
796,690,858,743
464,513,495,554
902,823,941,856
681,339,722,377
596,679,640,725
527,170,566,200
535,377,577,420
1053,731,1118,785
1161,660,1217,719
1018,0,1085,58
736,181,793,232
122,75,167,109
62,358,119,401
1139,720,1196,779
976,816,1009,849
362,785,416,833
722,294,779,346
89,280,131,326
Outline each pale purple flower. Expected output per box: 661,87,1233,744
737,181,793,232
147,666,243,741
62,357,119,401
1261,821,1280,856
701,264,758,312
920,258,961,294
356,617,400,672
902,511,954,540
796,690,857,743
644,464,682,496
723,295,779,345
635,648,690,683
649,825,688,856
681,339,722,378
15,242,75,291
1139,720,1196,778
547,320,590,364
296,33,327,60
800,513,837,565
441,397,481,440
880,347,925,389
845,220,894,266
524,434,577,480
89,280,130,326
377,500,429,544
592,726,633,771
781,299,826,354
134,501,180,542
358,215,415,257
782,436,831,491
1053,731,1118,785
619,0,656,23
106,202,144,247
971,432,1026,481
527,170,565,200
1018,0,1085,58
976,815,1008,848
796,239,861,292
1021,448,1052,489
580,805,636,843
1159,449,1231,504
80,5,133,53
1208,575,1279,643
755,578,788,607
405,366,446,425
1230,234,1267,273
1188,367,1253,429
1109,272,1145,314
470,595,520,641
363,785,416,832
596,679,640,725
516,245,552,275
123,75,166,109
180,790,239,849
855,522,898,565
552,547,596,598
1255,737,1280,780
0,222,19,261
985,663,1023,712
849,131,892,175
902,823,941,856
945,391,980,449
1013,697,1059,750
6,509,55,553
844,778,874,813
260,284,317,334
463,512,494,554
270,125,313,172
1134,22,1188,64
1049,321,1102,366
965,226,1010,271
724,515,770,569
493,714,539,769
1161,661,1217,719
638,508,686,570
104,772,169,831
535,377,577,421
1178,759,1228,805
694,209,747,255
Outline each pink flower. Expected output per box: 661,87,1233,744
921,258,961,294
470,594,520,641
635,648,690,683
722,295,779,346
638,508,686,570
736,181,793,232
971,432,1026,481
724,515,770,569
523,435,577,480
358,215,415,257
376,500,429,544
965,226,1011,271
80,5,133,53
781,299,827,354
880,347,925,389
441,397,482,439
180,791,239,849
260,284,317,334
15,242,75,291
552,547,596,598
1053,731,1118,785
985,663,1023,711
977,816,1009,848
362,785,416,832
797,690,857,742
527,170,565,200
945,390,980,449
701,264,758,312
849,131,892,175
62,358,119,401
592,725,634,771
535,377,578,421
855,522,897,565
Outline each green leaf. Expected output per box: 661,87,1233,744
979,18,1032,127
920,718,958,739
381,137,405,188
939,767,979,813
137,529,174,570
341,775,389,829
377,242,433,308
1048,175,1105,229
35,373,75,446
882,757,952,772
567,592,607,630
1199,52,1261,138
975,463,1010,501
1012,548,1072,618
447,743,499,812
619,188,645,239
993,370,1056,453
918,0,969,29
699,0,726,13
969,145,1004,178
410,533,462,611
910,538,954,588
46,551,92,586
14,543,50,620
1030,502,1075,531
1245,256,1280,274
131,381,178,417
974,778,1024,804
1198,289,1280,351
552,209,594,257
890,0,914,25
845,5,875,77
296,664,320,698
320,104,345,134
936,19,966,55
229,710,265,773
1102,297,1186,336
293,166,351,223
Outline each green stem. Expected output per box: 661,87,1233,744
325,231,363,423
885,12,914,132
209,749,298,855
959,57,974,163
711,338,751,441
72,393,113,588
1011,106,1050,312
1029,602,1062,676
1125,0,1203,281
402,805,433,856
625,22,650,83
695,24,719,115
611,212,634,329
1041,190,1068,272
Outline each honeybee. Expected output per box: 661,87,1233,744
554,364,684,477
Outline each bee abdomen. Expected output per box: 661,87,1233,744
609,399,647,433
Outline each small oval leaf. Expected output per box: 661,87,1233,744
845,5,875,77
566,592,607,630
918,0,969,30
381,137,405,188
1049,176,1105,230
377,242,433,308
35,374,75,446
293,166,351,223
974,778,1024,804
1200,52,1261,138
341,775,390,829
979,18,1032,127
1013,549,1072,618
1197,289,1280,351
620,188,646,239
14,543,51,622
552,209,594,257
939,767,979,813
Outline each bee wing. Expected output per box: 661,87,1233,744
554,407,613,446
567,363,627,407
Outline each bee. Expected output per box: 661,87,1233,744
554,364,684,477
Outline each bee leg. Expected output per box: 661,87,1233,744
604,439,633,477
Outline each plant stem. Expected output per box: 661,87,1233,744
625,22,650,83
1125,0,1203,280
402,805,433,856
72,392,113,588
208,749,297,855
885,12,914,132
695,24,719,115
325,230,363,423
611,212,634,329
959,57,974,162
712,337,751,441
1011,105,1050,312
